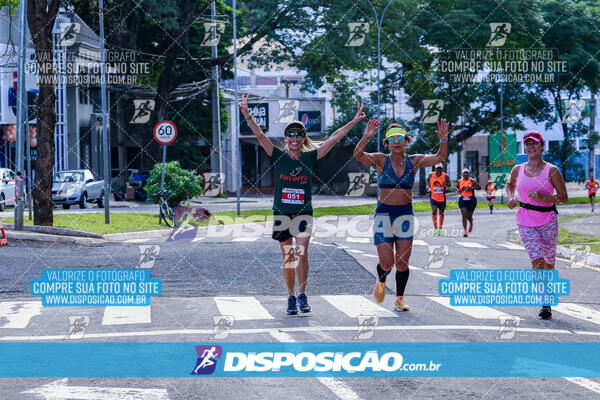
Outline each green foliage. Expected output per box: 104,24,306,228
145,161,204,206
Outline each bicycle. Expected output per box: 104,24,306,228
152,189,176,227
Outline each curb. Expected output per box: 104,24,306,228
103,229,172,241
556,245,600,267
6,231,104,245
4,224,103,238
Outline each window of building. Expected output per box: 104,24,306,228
79,86,90,104
517,141,522,154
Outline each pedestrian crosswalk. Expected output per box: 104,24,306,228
2,295,600,338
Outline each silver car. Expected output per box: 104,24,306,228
0,168,16,212
52,170,105,209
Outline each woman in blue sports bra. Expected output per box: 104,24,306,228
354,119,449,311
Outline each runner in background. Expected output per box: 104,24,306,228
585,177,598,212
427,163,450,235
354,118,449,312
239,94,366,315
506,130,567,320
457,169,481,237
485,179,496,214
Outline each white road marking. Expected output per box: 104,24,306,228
413,240,428,246
102,306,151,325
564,377,600,394
456,241,488,248
498,242,525,250
214,297,274,320
22,378,169,400
422,272,448,278
124,239,152,243
346,238,370,243
553,303,600,325
269,327,361,400
5,324,596,341
361,254,378,258
0,301,43,329
427,296,516,319
347,249,364,254
409,265,422,270
321,295,397,318
231,237,259,242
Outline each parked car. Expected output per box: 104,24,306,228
0,168,16,212
110,168,140,193
52,169,105,209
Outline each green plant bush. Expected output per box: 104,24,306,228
146,161,204,206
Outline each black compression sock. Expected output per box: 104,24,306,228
396,269,410,296
377,264,391,283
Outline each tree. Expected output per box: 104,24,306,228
26,0,61,226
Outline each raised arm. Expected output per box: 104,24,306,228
471,178,482,190
239,94,274,156
412,119,450,169
353,119,384,167
445,174,451,187
317,102,366,160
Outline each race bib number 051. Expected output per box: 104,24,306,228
282,188,305,205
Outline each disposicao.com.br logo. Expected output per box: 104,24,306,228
190,343,441,377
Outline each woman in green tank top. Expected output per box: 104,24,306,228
239,94,365,315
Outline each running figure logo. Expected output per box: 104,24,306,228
58,23,80,47
130,100,155,124
346,173,369,196
203,173,224,196
496,316,520,340
561,99,586,124
200,22,226,47
354,315,379,339
64,316,89,340
567,244,591,268
486,23,511,47
209,315,235,339
275,100,299,124
345,23,370,47
282,244,305,269
422,100,445,123
191,345,223,375
137,245,160,268
425,245,449,269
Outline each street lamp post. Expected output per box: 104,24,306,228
233,0,241,216
367,0,395,153
500,79,504,204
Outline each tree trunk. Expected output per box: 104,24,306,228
27,0,60,226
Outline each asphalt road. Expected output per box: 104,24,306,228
1,205,600,399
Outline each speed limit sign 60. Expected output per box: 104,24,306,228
153,120,177,145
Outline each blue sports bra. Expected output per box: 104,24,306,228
378,155,415,189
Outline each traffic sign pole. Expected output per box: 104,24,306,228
160,145,167,194
153,121,177,198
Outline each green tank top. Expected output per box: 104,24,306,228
271,146,318,213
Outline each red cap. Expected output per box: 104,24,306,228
524,131,544,143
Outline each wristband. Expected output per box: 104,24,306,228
245,116,254,122
440,139,448,143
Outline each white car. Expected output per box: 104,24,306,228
52,169,105,209
0,168,16,212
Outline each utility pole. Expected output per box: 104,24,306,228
590,92,596,180
99,0,111,223
500,80,505,203
367,0,395,152
210,0,222,174
233,0,240,216
14,1,27,230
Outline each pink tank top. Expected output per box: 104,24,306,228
516,163,555,227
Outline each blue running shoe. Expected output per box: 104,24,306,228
297,293,312,313
286,295,298,315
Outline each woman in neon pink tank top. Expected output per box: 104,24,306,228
506,131,567,320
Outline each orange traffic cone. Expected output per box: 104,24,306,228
0,217,7,246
